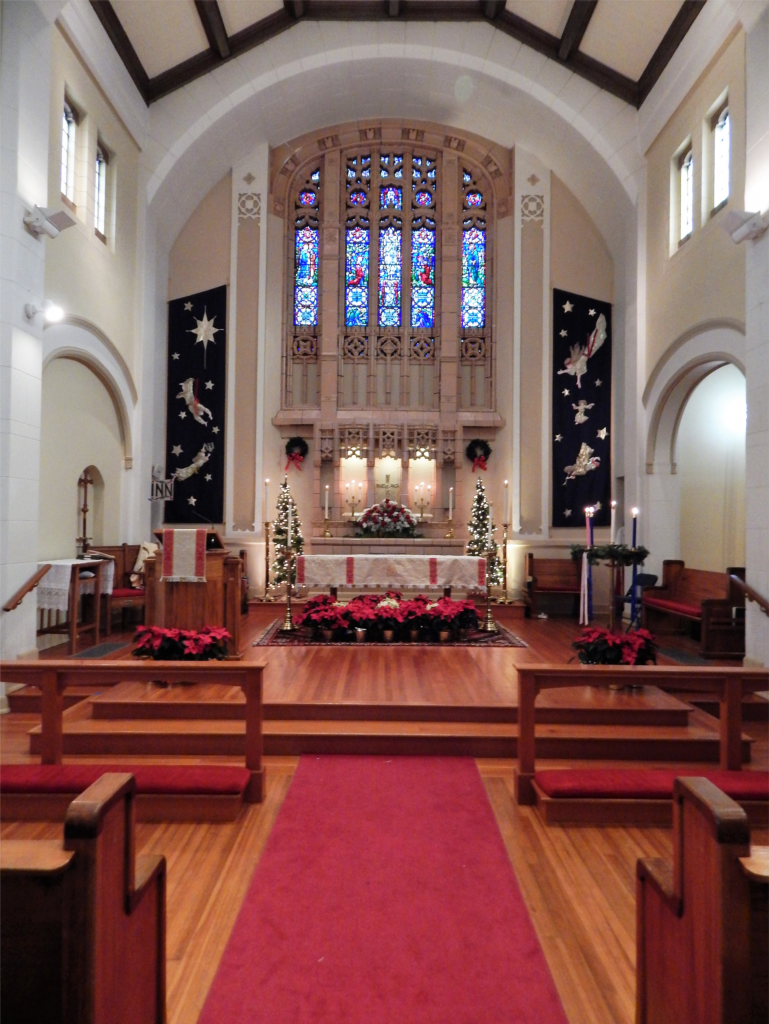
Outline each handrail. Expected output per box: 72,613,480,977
0,659,267,802
2,564,51,612
730,574,769,618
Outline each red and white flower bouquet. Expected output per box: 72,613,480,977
355,498,417,537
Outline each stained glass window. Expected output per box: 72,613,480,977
462,228,485,329
346,226,369,327
294,225,319,326
379,226,401,327
713,108,730,208
349,190,367,205
298,190,316,206
311,169,320,182
411,227,435,328
414,190,432,207
380,186,402,209
466,191,483,207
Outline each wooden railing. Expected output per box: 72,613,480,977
2,563,51,612
0,659,267,802
514,664,769,804
0,773,165,1024
731,574,769,618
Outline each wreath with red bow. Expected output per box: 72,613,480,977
466,438,491,472
285,437,309,471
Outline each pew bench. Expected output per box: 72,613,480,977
642,560,746,658
524,552,582,617
0,763,253,822
0,773,165,1024
530,767,769,826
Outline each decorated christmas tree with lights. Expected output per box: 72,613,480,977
271,476,304,587
466,478,503,585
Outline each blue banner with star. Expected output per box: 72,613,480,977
552,288,612,528
164,285,226,524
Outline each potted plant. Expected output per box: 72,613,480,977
453,599,480,638
400,596,430,641
426,597,463,642
355,499,418,538
305,602,347,640
346,599,379,642
133,625,231,662
571,626,657,669
375,597,404,642
295,593,335,630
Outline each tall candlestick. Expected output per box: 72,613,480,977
610,500,616,544
488,502,493,547
264,478,270,516
504,479,509,523
631,507,638,548
324,484,329,518
448,486,453,520
287,504,292,550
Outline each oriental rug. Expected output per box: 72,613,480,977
253,619,527,648
197,755,569,1024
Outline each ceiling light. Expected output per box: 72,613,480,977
25,301,65,323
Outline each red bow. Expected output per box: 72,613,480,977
472,456,488,472
285,452,304,471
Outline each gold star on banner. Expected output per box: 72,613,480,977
560,329,568,337
588,308,596,316
554,433,563,442
179,411,187,419
594,379,602,387
172,445,183,456
205,381,214,390
211,425,220,434
188,496,197,506
172,352,180,360
597,427,608,440
188,307,220,366
205,474,212,482
563,300,574,313
562,388,570,396
184,302,193,311
564,509,572,518
594,501,602,511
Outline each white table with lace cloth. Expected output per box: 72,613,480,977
37,558,115,613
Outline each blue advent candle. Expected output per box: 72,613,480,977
631,508,638,548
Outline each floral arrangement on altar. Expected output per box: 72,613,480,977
294,592,479,641
354,499,417,538
571,626,657,665
132,625,231,661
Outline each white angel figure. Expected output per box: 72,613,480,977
572,399,595,424
177,378,213,426
557,313,606,389
172,443,213,482
564,443,600,482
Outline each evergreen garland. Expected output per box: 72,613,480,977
466,478,504,585
270,476,304,587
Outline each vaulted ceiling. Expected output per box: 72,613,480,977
91,0,704,108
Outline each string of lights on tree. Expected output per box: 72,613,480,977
270,476,304,587
466,478,503,585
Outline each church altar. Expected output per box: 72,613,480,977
296,554,486,590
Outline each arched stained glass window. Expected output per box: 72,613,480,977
411,155,436,329
293,169,320,327
345,155,371,327
461,170,486,329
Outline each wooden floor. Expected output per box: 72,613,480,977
3,609,767,1024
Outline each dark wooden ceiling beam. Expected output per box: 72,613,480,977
558,0,597,61
284,0,307,19
89,0,151,104
481,0,506,20
194,0,231,59
637,0,705,105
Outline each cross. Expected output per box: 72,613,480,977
375,474,394,500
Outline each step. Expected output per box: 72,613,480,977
672,691,769,723
8,685,107,714
28,702,751,762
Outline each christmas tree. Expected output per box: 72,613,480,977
270,476,304,587
466,478,504,585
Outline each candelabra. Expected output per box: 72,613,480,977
346,493,361,518
281,546,297,631
414,495,430,521
496,523,512,604
323,516,331,537
263,521,274,602
480,544,499,633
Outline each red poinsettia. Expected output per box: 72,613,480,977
572,626,656,665
133,625,231,661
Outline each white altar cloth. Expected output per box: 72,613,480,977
296,554,486,590
37,558,114,613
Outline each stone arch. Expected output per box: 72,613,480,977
42,318,137,469
644,321,745,475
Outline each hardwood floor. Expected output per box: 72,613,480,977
3,610,767,1023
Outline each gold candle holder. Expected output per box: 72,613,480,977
346,494,361,518
281,547,297,631
414,497,429,521
445,520,455,539
480,545,499,633
263,521,274,602
323,516,331,538
496,523,512,604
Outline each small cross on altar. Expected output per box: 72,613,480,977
375,474,394,500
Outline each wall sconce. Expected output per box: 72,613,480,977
25,301,64,323
23,205,75,239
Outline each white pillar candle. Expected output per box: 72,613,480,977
585,508,591,546
264,478,270,518
504,479,509,524
324,485,329,518
448,486,453,520
287,504,292,549
488,502,493,547
610,500,617,544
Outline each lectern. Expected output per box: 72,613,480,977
144,529,242,656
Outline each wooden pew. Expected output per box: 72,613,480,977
642,560,746,658
89,543,146,634
0,773,166,1024
524,553,581,617
0,659,266,802
636,777,768,1024
513,664,769,823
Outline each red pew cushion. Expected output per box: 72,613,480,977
111,588,146,598
642,596,701,618
534,769,769,801
0,764,251,796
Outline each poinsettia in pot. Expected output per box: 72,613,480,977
571,627,656,687
307,603,348,641
399,596,431,641
375,597,405,642
426,597,463,642
345,599,379,642
453,599,480,638
132,625,231,662
294,593,336,629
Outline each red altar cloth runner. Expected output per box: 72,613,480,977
296,554,486,589
161,528,207,583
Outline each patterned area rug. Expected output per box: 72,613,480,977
69,641,130,659
253,620,527,648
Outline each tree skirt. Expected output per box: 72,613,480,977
253,620,527,648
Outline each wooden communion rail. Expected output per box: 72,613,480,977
0,660,266,802
514,664,769,806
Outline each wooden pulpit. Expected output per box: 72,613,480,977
144,530,242,656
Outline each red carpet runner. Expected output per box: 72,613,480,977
198,756,569,1024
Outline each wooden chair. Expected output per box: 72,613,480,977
637,777,768,1024
90,543,146,634
0,772,166,1024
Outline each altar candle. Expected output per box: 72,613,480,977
264,479,270,518
448,486,453,520
287,504,292,549
585,508,591,547
488,502,493,547
589,509,595,548
324,485,329,518
504,480,509,524
610,500,617,544
631,507,638,548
